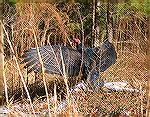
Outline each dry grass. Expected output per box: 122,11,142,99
2,50,147,117
1,2,148,117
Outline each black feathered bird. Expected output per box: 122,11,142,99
21,38,117,88
19,37,117,101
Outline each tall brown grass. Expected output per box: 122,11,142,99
1,2,148,117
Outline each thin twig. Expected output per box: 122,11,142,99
32,28,51,117
0,20,8,105
59,45,71,115
77,5,84,80
54,81,57,116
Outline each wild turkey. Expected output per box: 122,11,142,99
21,37,117,88
19,37,117,101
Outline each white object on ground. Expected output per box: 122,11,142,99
103,81,139,92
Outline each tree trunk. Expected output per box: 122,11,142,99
92,0,96,47
0,1,4,105
94,0,100,47
92,0,101,47
107,0,114,43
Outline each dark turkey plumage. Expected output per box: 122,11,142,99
22,39,117,87
22,45,82,77
73,39,117,85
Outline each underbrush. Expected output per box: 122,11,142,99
0,2,148,117
1,51,147,117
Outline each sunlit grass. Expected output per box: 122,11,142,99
0,2,148,117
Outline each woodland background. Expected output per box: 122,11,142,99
0,0,149,116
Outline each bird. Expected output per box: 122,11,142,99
20,36,117,99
